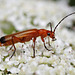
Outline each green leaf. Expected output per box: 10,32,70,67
69,0,75,6
30,15,38,27
0,20,17,34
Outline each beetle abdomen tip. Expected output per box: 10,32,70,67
0,37,6,43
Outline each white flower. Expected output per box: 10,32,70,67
7,60,19,66
0,55,2,62
55,66,65,75
0,72,3,75
1,51,8,57
0,0,75,75
68,67,75,75
8,67,20,74
0,64,5,70
36,65,51,75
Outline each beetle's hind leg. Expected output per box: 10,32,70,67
9,45,16,60
9,45,13,50
9,36,20,60
8,45,13,53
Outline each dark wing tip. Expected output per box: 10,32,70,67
0,37,6,43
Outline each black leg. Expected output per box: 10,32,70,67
32,38,36,58
44,42,52,51
48,36,51,46
41,37,52,51
9,36,16,60
9,45,13,50
8,45,13,54
9,47,16,60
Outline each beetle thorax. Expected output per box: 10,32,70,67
38,29,48,38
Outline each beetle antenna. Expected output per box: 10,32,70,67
54,12,75,32
47,22,52,32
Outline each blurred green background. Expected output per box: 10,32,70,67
0,0,75,35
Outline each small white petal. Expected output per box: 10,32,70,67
8,67,20,73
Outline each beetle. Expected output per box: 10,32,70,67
0,12,75,59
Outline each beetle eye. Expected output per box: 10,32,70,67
47,33,50,36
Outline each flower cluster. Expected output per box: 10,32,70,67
0,0,75,75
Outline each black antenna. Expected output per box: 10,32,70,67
47,22,52,32
54,12,75,32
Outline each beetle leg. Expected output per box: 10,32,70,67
8,45,13,53
32,38,36,58
44,42,52,51
9,36,20,60
9,45,13,50
41,37,52,51
48,36,51,46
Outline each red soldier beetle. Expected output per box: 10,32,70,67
0,12,75,59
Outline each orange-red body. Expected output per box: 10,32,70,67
0,29,55,46
0,12,75,59
0,29,39,46
0,28,55,59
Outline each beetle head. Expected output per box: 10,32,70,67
47,12,75,41
47,22,56,41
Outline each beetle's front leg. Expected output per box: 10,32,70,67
41,37,52,51
48,36,51,46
